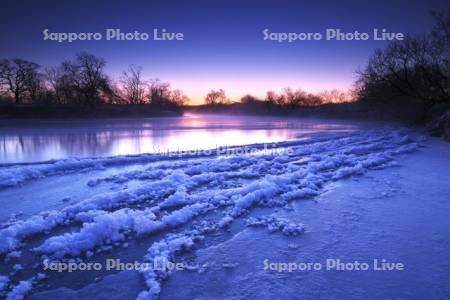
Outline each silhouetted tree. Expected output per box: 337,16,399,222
148,78,171,107
0,53,188,112
76,52,113,106
0,58,42,103
52,62,81,105
45,52,112,107
304,93,323,106
205,89,227,105
45,67,63,103
240,94,260,104
318,89,352,103
357,10,450,105
121,65,147,104
168,89,189,106
283,87,307,107
265,91,278,105
24,66,46,103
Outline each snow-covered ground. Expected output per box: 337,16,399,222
0,123,449,300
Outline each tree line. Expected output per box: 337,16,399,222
204,88,354,107
0,52,188,109
201,11,450,109
0,50,355,109
0,50,354,109
356,10,450,106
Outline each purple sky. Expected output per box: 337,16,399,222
1,0,449,103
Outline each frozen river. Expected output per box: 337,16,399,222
0,114,365,164
1,115,449,300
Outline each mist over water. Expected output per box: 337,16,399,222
0,114,363,164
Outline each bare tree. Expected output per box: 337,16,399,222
75,52,112,106
0,59,42,103
357,10,450,105
57,61,82,105
283,87,301,107
0,53,188,110
318,89,352,103
168,89,189,106
24,67,45,102
45,67,63,103
205,89,227,105
121,65,147,104
265,91,278,105
148,78,171,107
240,94,259,104
282,87,322,107
44,52,112,107
0,60,11,97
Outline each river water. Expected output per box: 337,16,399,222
0,113,364,163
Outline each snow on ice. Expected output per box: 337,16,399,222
0,129,420,299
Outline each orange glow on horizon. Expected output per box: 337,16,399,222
182,83,354,105
163,74,353,105
136,69,355,105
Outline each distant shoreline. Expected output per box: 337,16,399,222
185,100,427,124
0,103,182,119
0,100,428,124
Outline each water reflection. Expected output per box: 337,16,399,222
0,114,360,163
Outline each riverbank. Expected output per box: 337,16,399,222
186,99,428,124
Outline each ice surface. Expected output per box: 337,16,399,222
0,128,428,299
6,280,32,300
246,215,305,236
